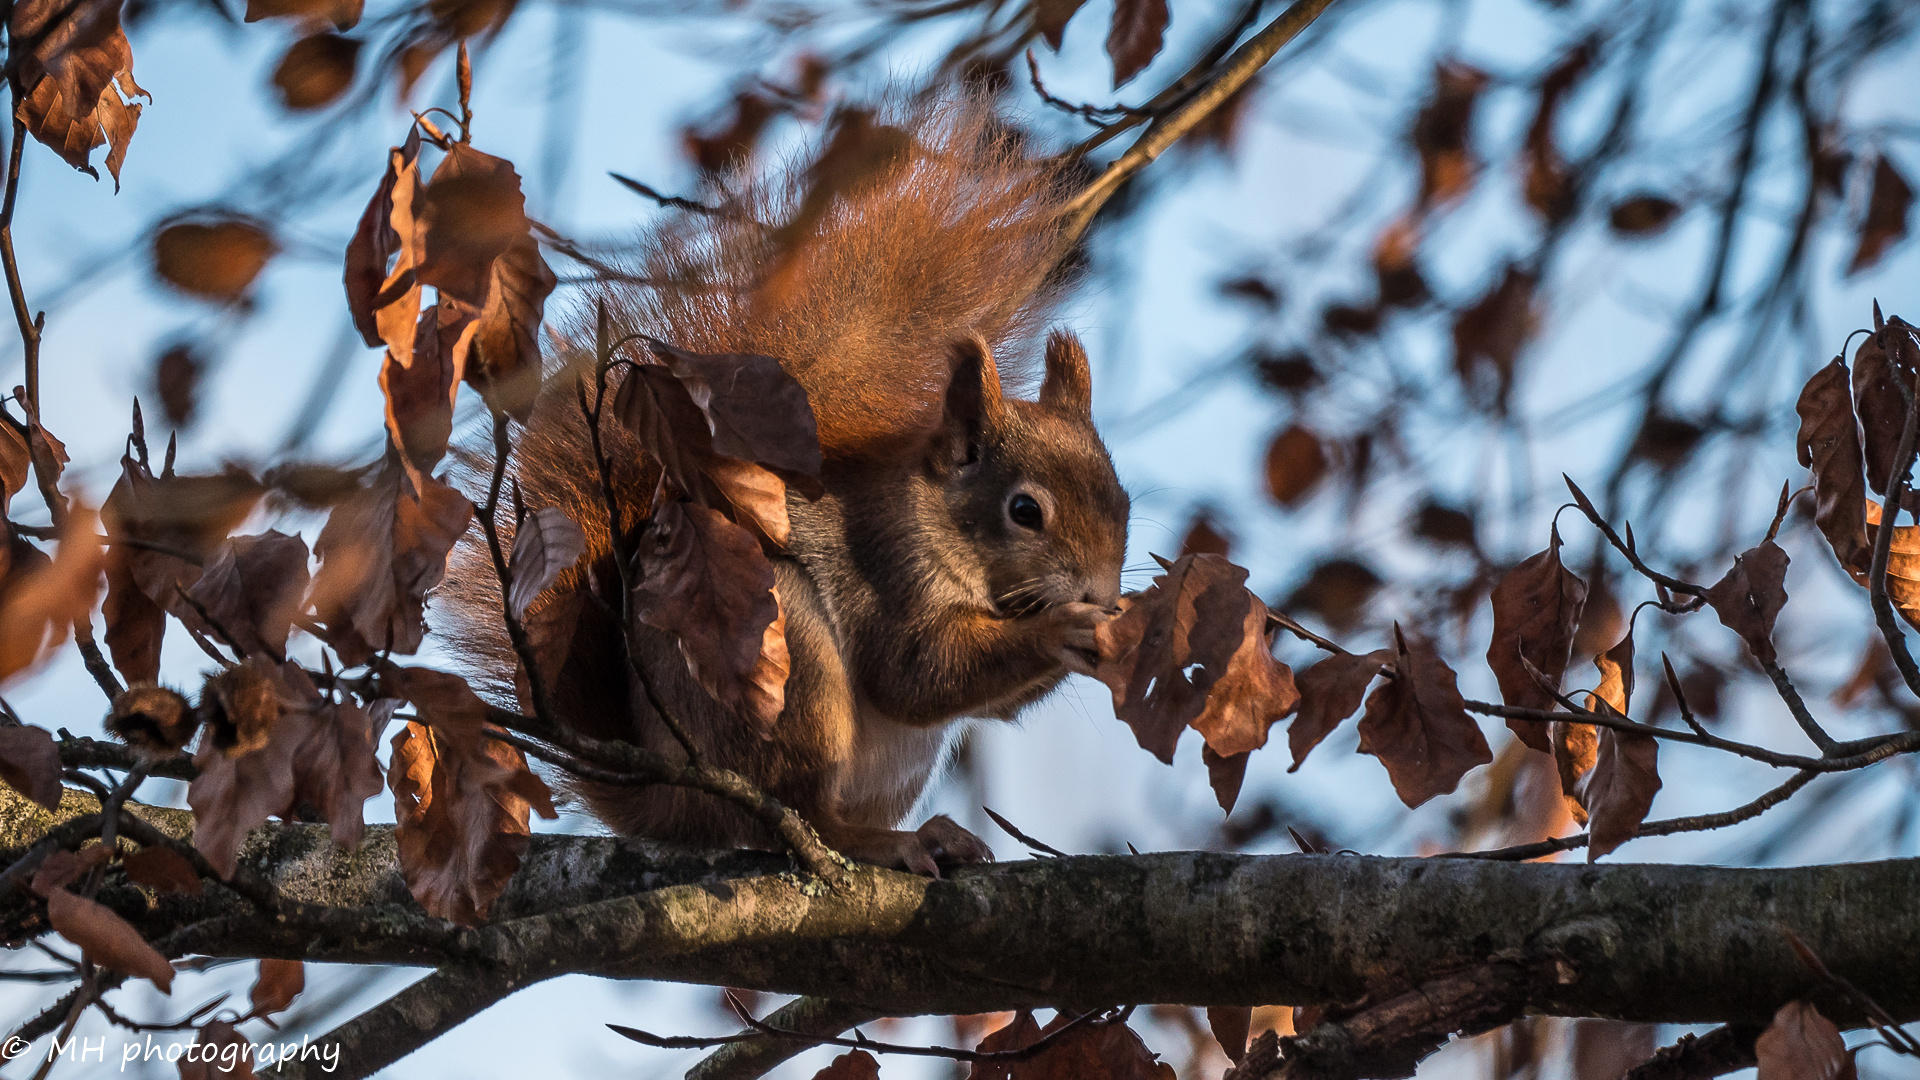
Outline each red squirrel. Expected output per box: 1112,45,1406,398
442,100,1129,875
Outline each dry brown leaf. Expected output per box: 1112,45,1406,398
417,144,530,307
1289,648,1390,770
1413,61,1489,208
632,500,786,728
0,423,29,514
185,531,310,659
1357,626,1492,808
389,719,556,925
1187,587,1299,761
613,363,795,544
1848,155,1913,275
179,1020,252,1080
154,343,202,430
309,461,473,666
1178,512,1231,559
505,506,585,619
379,303,461,476
0,722,63,810
0,508,106,686
644,341,826,497
251,959,305,1016
121,845,202,895
1756,1001,1848,1080
1092,554,1262,763
1797,357,1872,580
390,665,490,742
1106,0,1168,88
1486,525,1588,752
1850,324,1917,496
1264,425,1327,508
1864,499,1920,630
271,33,359,111
1201,743,1251,814
10,0,147,187
293,700,387,852
1580,709,1660,861
1520,39,1592,224
974,1011,1175,1080
457,232,554,420
811,1050,880,1080
1608,195,1682,236
1703,541,1789,667
100,446,262,680
1452,265,1539,414
1208,1006,1251,1066
30,845,109,896
46,887,174,991
683,91,778,175
153,218,278,303
245,0,361,29
344,129,424,354
188,661,306,877
1036,0,1088,49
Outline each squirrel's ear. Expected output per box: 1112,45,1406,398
1040,330,1093,420
936,334,1005,466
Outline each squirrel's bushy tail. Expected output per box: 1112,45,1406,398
437,95,1076,735
594,94,1076,458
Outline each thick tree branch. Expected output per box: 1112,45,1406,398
3,789,1916,1034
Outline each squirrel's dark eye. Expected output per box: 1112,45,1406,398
1008,493,1044,530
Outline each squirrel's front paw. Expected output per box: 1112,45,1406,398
1040,601,1113,676
834,816,994,878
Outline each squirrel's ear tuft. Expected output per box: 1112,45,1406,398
1040,330,1092,420
936,334,1005,466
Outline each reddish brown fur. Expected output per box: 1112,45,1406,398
436,98,1128,872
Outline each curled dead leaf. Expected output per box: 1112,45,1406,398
1486,526,1588,752
47,887,174,991
1357,626,1491,807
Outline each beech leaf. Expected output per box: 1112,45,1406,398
1106,0,1168,88
309,462,474,666
1486,525,1588,752
632,500,787,729
1756,1001,1848,1080
1865,499,1920,630
184,530,311,659
1848,155,1913,275
389,719,557,926
121,846,202,895
1580,713,1660,861
0,723,64,810
251,959,305,1015
811,1050,880,1080
645,341,825,496
506,506,586,619
10,0,147,187
153,218,278,303
1289,649,1391,770
46,887,174,991
0,508,106,686
1263,425,1327,507
1357,626,1492,808
1703,541,1789,667
1796,357,1871,580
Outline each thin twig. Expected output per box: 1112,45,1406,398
983,806,1067,857
1867,328,1920,698
1445,769,1817,861
614,998,1115,1064
608,173,719,214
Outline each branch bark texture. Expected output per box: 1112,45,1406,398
2,789,1913,1031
